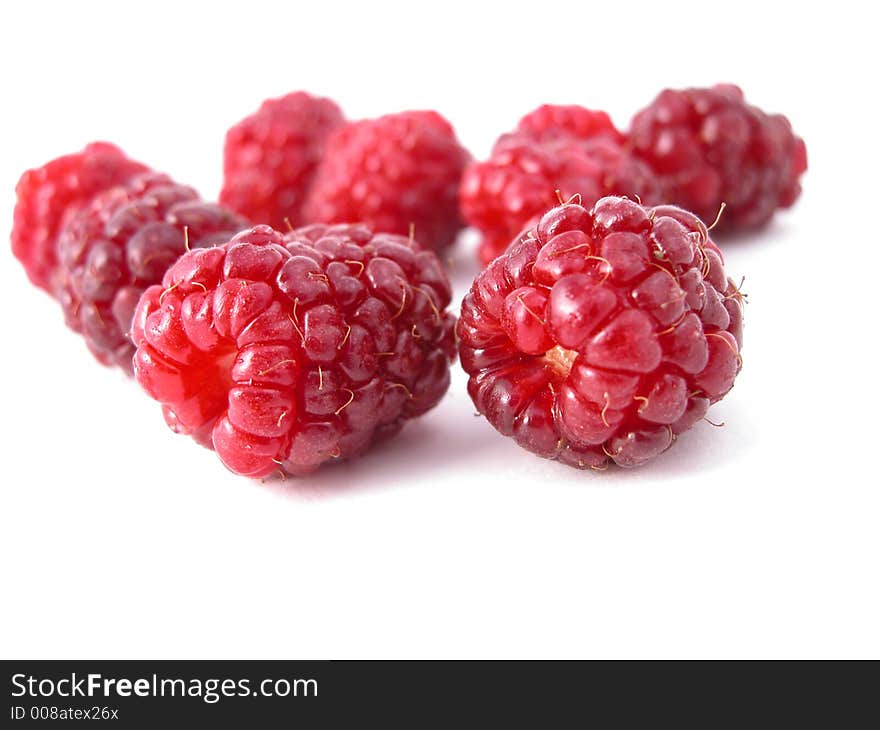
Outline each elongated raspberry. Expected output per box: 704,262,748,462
458,197,743,469
132,223,456,477
56,174,248,370
11,142,148,291
461,105,661,265
220,91,346,230
304,110,470,252
629,84,807,229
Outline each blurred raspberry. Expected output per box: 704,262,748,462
304,110,470,252
132,223,456,477
56,174,248,370
11,142,148,291
629,84,807,229
460,105,661,265
458,196,743,469
220,91,346,230
516,104,623,143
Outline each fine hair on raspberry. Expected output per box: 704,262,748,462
460,104,662,265
458,196,743,469
132,223,456,478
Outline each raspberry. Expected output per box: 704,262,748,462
56,173,249,370
11,142,148,292
220,91,345,230
457,196,743,469
304,111,470,252
460,105,662,265
132,223,456,477
515,104,623,143
628,84,807,229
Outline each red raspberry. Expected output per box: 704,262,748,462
132,223,456,477
11,142,148,292
515,104,623,143
458,196,743,469
460,105,662,266
304,110,470,252
220,91,346,230
628,84,807,230
56,173,248,371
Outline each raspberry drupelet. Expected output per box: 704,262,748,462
132,223,456,478
460,105,662,265
304,110,471,252
628,84,807,230
11,142,148,292
55,173,249,371
457,196,743,469
220,91,346,230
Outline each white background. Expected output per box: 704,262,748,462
1,0,877,659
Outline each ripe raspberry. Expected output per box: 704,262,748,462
460,105,662,265
304,111,470,252
220,91,346,230
56,173,249,371
515,104,623,144
11,142,148,292
458,196,743,469
132,223,456,477
628,84,807,229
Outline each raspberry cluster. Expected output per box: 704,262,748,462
460,105,663,265
11,142,148,292
132,223,456,477
629,84,807,229
222,99,470,253
56,173,248,370
12,81,797,479
11,145,249,370
458,197,743,468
